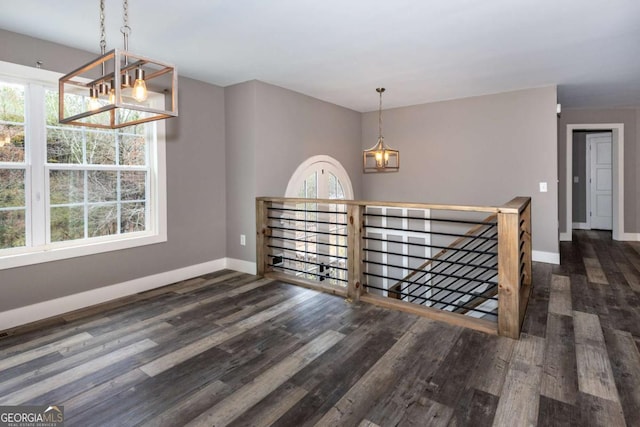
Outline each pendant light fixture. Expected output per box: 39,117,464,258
58,0,178,129
363,88,399,172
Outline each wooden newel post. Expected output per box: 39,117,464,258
497,209,521,339
256,198,269,277
347,203,364,302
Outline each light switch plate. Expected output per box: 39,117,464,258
539,182,548,192
573,176,579,183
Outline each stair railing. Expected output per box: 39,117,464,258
256,197,532,338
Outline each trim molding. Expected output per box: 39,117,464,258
559,232,571,241
620,233,640,241
572,222,591,230
0,258,226,331
225,258,257,275
532,250,560,265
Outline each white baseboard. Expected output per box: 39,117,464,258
225,258,257,275
572,222,590,230
0,258,227,331
618,233,640,241
532,250,560,265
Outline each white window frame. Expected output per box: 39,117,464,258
0,61,167,270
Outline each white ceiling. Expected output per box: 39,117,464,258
1,0,639,112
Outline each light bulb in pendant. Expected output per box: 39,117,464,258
88,87,101,111
108,79,116,104
132,68,148,102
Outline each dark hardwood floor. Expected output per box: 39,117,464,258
1,230,639,426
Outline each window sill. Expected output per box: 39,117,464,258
0,231,167,270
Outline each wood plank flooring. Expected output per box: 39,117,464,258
1,230,640,426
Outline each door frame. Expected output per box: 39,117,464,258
562,123,623,241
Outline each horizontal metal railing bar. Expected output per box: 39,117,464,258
364,224,498,241
364,283,497,316
267,246,348,260
267,206,348,215
268,216,348,227
363,212,498,227
363,270,497,292
268,264,348,283
363,240,497,256
268,254,349,271
268,225,347,238
363,258,497,274
267,238,348,249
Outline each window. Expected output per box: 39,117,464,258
284,156,353,285
0,61,166,269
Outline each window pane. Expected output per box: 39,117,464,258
86,130,115,165
121,171,146,201
0,124,25,162
0,82,26,163
45,89,60,126
0,82,25,122
0,210,25,249
119,133,146,165
0,169,25,208
47,127,84,164
121,202,145,233
50,170,84,204
88,204,117,237
50,206,84,242
301,172,317,198
88,171,117,202
337,181,345,199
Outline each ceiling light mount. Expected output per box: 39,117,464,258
58,0,178,129
363,87,399,173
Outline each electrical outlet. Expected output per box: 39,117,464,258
240,234,246,246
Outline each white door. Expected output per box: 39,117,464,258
588,133,612,230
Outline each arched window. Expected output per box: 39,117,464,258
283,156,353,285
285,155,353,200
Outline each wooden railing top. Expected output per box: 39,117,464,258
258,196,531,215
498,196,531,214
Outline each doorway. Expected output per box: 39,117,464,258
571,132,613,231
563,124,624,241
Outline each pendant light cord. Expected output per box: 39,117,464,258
121,0,131,51
99,0,106,55
378,89,383,139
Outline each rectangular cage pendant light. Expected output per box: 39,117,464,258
59,49,178,129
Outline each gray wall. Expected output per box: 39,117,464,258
225,80,362,262
558,108,639,234
361,86,559,255
0,30,227,312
